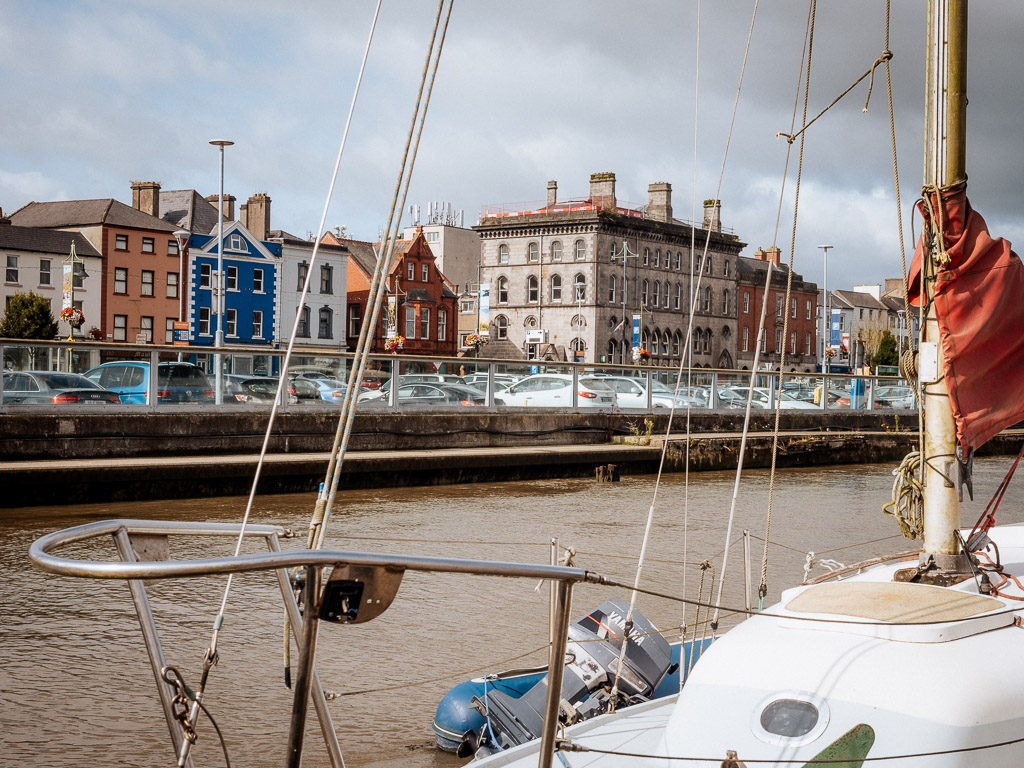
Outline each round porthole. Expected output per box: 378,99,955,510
751,691,830,746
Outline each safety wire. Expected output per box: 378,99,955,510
175,3,384,762
609,0,760,706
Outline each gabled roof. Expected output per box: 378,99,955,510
189,219,280,260
159,189,226,235
344,240,385,277
9,199,178,232
830,289,889,310
0,222,102,258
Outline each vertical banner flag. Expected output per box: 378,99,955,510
478,282,490,336
632,314,641,350
830,309,841,350
62,264,73,311
386,295,397,339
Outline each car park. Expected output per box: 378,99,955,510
1,371,121,404
83,361,213,404
390,382,487,407
493,373,616,408
461,372,518,391
600,376,705,409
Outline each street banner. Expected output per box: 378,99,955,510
173,321,190,346
632,314,641,349
478,282,490,336
62,264,73,310
386,295,397,339
830,309,841,349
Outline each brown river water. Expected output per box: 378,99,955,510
4,457,1024,767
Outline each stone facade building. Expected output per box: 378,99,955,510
474,172,744,367
736,247,819,371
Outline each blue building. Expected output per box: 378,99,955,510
187,221,281,357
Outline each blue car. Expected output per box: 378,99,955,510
84,361,214,404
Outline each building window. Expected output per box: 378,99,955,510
200,264,212,289
115,234,128,250
552,274,563,302
167,272,178,298
348,305,361,336
703,286,712,312
551,241,562,261
438,308,447,341
318,307,332,339
297,306,310,337
722,289,729,314
72,261,85,289
113,267,127,294
165,317,175,344
705,256,713,273
497,276,509,304
225,309,237,337
407,262,416,281
790,331,797,353
675,251,682,270
791,298,797,319
775,329,783,351
703,329,711,354
168,240,179,256
405,306,416,338
199,307,211,336
573,274,586,302
528,242,539,263
297,262,308,291
641,279,649,306
607,274,616,303
776,295,784,317
5,255,18,283
141,270,154,296
227,266,238,292
420,307,430,339
527,275,539,303
140,316,153,343
664,281,671,308
39,259,51,286
113,314,127,341
459,298,474,314
575,240,586,260
320,264,332,294
642,247,650,267
652,280,661,307
723,259,730,276
422,263,429,281
674,282,682,310
693,329,701,353
743,292,750,313
494,314,508,340
805,331,812,354
228,234,244,251
142,237,155,254
672,331,681,356
253,269,264,293
761,328,767,352
253,310,263,339
652,249,660,268
742,326,749,352
498,244,510,264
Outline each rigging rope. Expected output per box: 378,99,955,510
882,450,924,539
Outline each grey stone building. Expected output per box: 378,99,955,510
474,172,743,367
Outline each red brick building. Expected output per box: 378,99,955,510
736,247,819,371
330,227,457,356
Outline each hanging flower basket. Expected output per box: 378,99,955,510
60,307,85,328
384,336,405,354
466,333,489,348
86,326,104,341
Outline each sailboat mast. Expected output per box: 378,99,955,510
920,0,967,566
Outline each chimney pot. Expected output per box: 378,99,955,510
589,172,617,210
702,199,722,233
131,181,161,218
546,180,558,207
647,182,672,223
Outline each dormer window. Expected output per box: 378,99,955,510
228,234,245,251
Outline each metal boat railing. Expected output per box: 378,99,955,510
29,518,610,768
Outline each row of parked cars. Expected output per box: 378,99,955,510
1,363,917,410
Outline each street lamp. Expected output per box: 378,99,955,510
210,139,233,404
173,230,190,324
818,244,833,374
610,240,638,364
897,309,905,370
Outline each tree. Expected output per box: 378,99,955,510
0,292,58,339
871,329,899,368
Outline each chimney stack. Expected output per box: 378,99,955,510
546,180,558,207
131,181,161,218
206,194,236,221
589,172,616,210
647,182,672,222
702,199,722,232
752,246,781,265
241,193,271,240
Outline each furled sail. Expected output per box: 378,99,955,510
907,185,1024,450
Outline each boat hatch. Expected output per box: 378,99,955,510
781,581,1011,642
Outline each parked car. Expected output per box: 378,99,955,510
2,371,121,404
725,386,819,410
305,378,369,404
83,361,213,404
873,385,916,409
388,382,487,407
234,377,299,404
600,376,705,409
461,372,519,391
493,374,616,408
288,376,323,402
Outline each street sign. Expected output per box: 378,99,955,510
173,321,190,346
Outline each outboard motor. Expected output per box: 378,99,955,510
461,598,673,756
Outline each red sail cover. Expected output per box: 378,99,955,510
907,187,1024,450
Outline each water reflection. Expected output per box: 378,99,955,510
4,458,1023,767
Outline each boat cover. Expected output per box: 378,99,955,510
907,185,1024,450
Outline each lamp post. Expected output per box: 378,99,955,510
210,139,233,404
173,230,190,324
818,244,833,374
611,240,638,365
897,309,905,372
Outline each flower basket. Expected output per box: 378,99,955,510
60,307,85,328
466,333,489,348
384,336,405,354
86,326,104,341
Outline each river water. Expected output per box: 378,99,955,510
4,457,1024,767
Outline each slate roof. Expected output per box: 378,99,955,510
832,289,888,310
9,199,178,232
159,189,226,235
736,255,816,291
0,221,102,258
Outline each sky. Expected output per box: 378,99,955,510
3,1,1023,291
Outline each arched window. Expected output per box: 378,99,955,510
494,315,508,340
497,276,509,304
706,255,713,274
693,328,702,353
652,280,661,307
663,280,671,307
672,330,682,357
573,273,586,302
528,242,539,263
550,241,562,261
572,314,585,329
608,273,617,303
527,275,539,303
550,273,562,302
722,325,731,339
722,288,729,314
608,338,618,359
572,337,586,353
703,286,712,312
498,244,509,264
524,315,538,328
641,279,650,306
574,239,586,260
674,282,682,310
643,247,650,267
318,307,333,339
675,251,682,270
650,329,660,354
723,259,730,277
661,329,670,355
703,329,712,354
653,249,660,268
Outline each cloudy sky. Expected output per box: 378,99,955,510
3,1,1022,290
